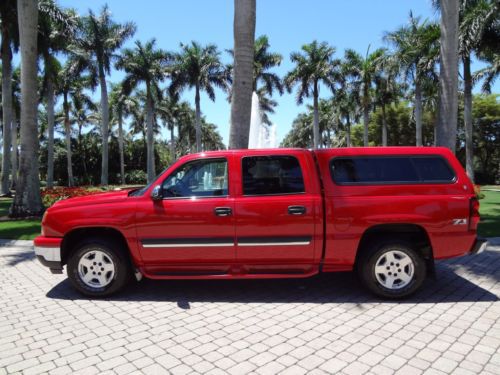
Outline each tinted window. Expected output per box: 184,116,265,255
242,156,305,195
331,156,455,184
162,158,228,198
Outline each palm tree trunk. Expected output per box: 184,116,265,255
194,84,202,152
46,77,55,188
463,54,474,181
170,123,175,160
118,109,125,185
146,84,155,183
346,114,351,147
381,103,388,146
312,81,320,149
11,0,42,217
63,94,74,187
229,0,256,150
78,123,88,184
363,87,369,147
1,27,12,196
98,64,109,185
436,0,459,152
10,111,17,189
415,79,423,146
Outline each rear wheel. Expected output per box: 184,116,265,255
358,241,426,299
67,239,131,297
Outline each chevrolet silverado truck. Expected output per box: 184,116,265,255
34,147,487,298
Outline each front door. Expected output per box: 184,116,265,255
136,157,235,272
234,154,316,270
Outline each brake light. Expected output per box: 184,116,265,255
469,197,480,231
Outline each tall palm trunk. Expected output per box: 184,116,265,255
118,108,125,185
46,77,55,188
169,123,175,160
229,0,256,149
11,0,42,217
1,28,12,196
381,104,388,146
436,0,459,153
415,79,423,146
98,64,109,185
312,81,320,149
463,54,474,181
10,111,17,189
363,85,369,146
146,84,155,183
194,84,202,152
77,123,88,184
63,94,74,187
346,114,351,147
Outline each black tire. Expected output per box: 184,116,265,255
67,238,132,297
357,241,427,299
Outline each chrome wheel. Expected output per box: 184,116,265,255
78,250,115,288
374,250,414,290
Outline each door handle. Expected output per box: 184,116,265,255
214,207,232,216
288,205,306,215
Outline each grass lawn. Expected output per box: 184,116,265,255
0,198,41,240
478,190,500,238
0,189,498,240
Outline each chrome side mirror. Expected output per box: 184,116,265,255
151,185,162,201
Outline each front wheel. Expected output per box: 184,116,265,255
358,241,427,299
67,239,131,297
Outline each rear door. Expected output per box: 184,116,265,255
234,152,318,269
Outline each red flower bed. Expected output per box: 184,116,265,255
42,187,105,208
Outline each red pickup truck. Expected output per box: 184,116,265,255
35,147,487,298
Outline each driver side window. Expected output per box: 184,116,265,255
162,158,228,198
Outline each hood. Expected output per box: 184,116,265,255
50,189,132,210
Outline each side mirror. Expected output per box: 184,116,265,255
151,185,162,201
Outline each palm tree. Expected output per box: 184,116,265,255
342,47,386,146
74,5,135,184
38,0,78,188
436,0,460,152
458,0,499,180
11,0,42,217
0,0,18,196
109,83,138,185
116,39,169,183
229,0,256,150
285,41,339,149
170,41,230,152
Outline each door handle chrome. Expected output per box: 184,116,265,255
288,205,306,215
214,207,232,216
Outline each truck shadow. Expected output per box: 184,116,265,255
47,250,500,306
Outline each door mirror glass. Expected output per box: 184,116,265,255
151,185,162,200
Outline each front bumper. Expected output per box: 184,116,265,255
470,237,488,255
34,236,63,274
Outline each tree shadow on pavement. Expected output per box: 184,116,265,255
1,249,35,266
47,250,499,306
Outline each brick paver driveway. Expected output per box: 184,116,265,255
1,242,499,375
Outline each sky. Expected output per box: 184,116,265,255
58,0,498,146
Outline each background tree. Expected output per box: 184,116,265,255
11,0,42,216
170,41,230,152
229,0,256,150
436,0,460,152
74,5,135,184
116,39,169,182
285,41,339,149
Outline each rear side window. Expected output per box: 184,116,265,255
330,156,455,185
242,156,305,195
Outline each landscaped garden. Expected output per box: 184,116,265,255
1,187,498,240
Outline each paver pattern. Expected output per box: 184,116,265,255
1,242,499,375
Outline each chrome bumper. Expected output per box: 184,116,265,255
470,237,488,255
34,246,63,274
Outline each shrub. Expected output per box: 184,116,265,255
474,185,485,200
125,170,147,185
